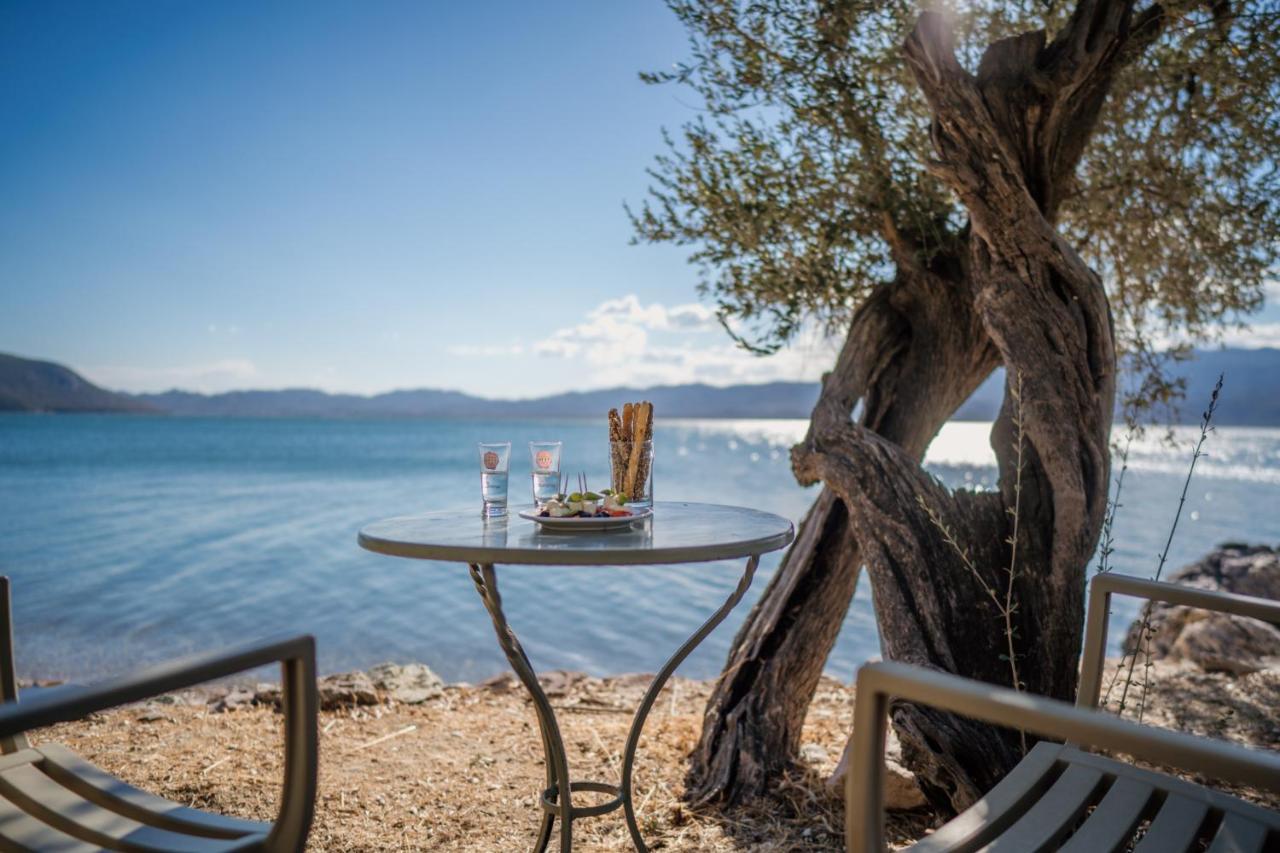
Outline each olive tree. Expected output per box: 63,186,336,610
631,0,1279,810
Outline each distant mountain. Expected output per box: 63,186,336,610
4,348,1277,424
955,348,1280,426
0,353,155,413
136,381,821,419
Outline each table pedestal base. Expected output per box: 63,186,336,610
468,556,759,852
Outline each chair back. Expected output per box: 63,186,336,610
0,577,30,753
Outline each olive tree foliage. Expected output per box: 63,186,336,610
629,0,1279,811
630,0,1279,415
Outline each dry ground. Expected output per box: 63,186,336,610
38,663,1280,852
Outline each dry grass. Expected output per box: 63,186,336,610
37,663,1278,851
41,675,906,851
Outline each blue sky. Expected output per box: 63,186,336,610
1,2,1274,398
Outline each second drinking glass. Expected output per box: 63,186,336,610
529,440,563,507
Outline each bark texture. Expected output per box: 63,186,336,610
688,0,1158,812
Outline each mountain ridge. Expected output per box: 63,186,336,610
2,349,1277,424
0,353,156,413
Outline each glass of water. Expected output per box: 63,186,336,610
477,442,511,518
529,440,562,507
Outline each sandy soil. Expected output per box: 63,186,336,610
37,663,1279,852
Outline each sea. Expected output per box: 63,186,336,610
1,414,1277,685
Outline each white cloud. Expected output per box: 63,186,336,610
83,359,261,394
1218,322,1280,349
588,294,716,332
531,295,718,359
531,295,837,388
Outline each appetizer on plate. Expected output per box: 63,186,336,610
538,474,633,518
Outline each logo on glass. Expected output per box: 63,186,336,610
483,451,500,470
535,450,554,471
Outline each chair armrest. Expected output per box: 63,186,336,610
0,634,313,736
1079,574,1280,709
846,660,1280,853
0,634,318,851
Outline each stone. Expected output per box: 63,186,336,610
1124,544,1280,674
479,671,519,692
317,671,379,710
799,743,829,764
1173,615,1280,675
253,683,282,707
210,687,256,714
828,724,927,811
367,662,444,704
537,670,586,698
136,706,173,723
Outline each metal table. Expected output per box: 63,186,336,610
358,501,794,852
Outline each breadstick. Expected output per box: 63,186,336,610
626,401,647,498
634,401,653,500
608,408,626,492
620,403,635,494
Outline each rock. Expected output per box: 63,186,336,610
317,671,380,709
799,743,829,764
253,683,282,707
211,687,256,714
537,670,586,698
367,662,444,705
828,725,927,811
1173,615,1280,675
1124,544,1280,674
479,671,519,692
606,672,654,689
136,706,173,723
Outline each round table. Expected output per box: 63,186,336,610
358,501,794,852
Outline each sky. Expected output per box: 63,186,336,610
1,2,1275,398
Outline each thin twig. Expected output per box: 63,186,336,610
201,756,231,774
1095,430,1133,576
352,724,417,751
916,372,1028,752
1113,375,1222,721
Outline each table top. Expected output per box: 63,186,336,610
357,501,794,566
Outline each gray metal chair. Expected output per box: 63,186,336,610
0,577,318,851
847,573,1280,852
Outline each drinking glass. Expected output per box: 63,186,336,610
609,438,653,509
529,440,563,507
477,442,511,518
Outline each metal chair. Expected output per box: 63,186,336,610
847,573,1280,852
0,577,318,851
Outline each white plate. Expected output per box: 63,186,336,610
518,506,652,531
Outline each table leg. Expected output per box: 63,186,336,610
470,563,572,853
470,556,759,852
619,554,759,851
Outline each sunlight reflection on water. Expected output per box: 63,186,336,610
1,415,1276,684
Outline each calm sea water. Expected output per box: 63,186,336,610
1,415,1277,684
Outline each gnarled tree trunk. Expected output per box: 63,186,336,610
688,0,1156,812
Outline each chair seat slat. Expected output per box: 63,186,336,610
1206,813,1270,853
0,793,101,852
36,745,264,838
978,764,1107,853
1058,775,1155,853
0,763,243,852
1133,793,1212,853
907,742,1064,853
